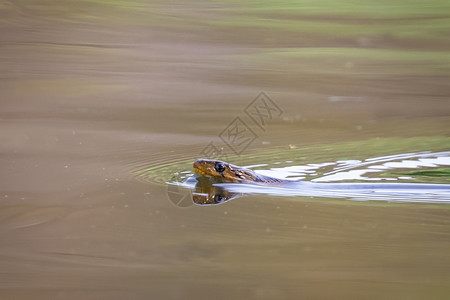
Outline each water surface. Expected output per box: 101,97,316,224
1,1,450,299
174,151,450,205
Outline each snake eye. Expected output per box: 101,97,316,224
215,162,226,173
214,194,223,203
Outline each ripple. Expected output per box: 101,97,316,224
132,137,450,189
313,151,450,183
169,150,450,205
215,182,450,204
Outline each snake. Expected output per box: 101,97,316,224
192,158,450,205
193,159,287,184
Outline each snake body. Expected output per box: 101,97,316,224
192,159,450,205
193,159,287,184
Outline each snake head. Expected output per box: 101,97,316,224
193,159,257,183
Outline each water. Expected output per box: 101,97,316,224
172,151,450,205
1,1,450,299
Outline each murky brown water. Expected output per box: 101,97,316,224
1,1,450,299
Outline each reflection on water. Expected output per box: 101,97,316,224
174,151,450,206
316,151,450,182
191,176,243,205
